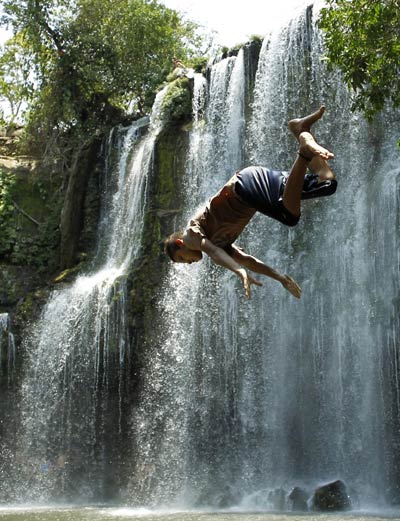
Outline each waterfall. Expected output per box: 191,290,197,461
125,51,248,507
3,3,400,512
7,88,168,503
127,6,400,512
242,7,391,507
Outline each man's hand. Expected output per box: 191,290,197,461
237,268,263,299
280,274,302,299
200,238,299,300
201,239,263,300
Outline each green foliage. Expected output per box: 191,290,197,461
0,168,61,271
161,77,192,126
0,33,34,125
9,208,61,271
249,34,263,44
0,170,17,255
318,0,400,119
187,56,208,74
1,0,205,152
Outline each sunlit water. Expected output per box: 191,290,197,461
2,2,400,514
1,508,400,521
124,3,400,511
2,89,169,503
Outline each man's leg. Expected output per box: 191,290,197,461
282,132,334,217
288,105,335,182
308,156,335,182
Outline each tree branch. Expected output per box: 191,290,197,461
33,0,64,53
12,200,42,226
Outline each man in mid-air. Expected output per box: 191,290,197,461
164,106,337,299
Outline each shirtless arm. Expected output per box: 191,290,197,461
230,245,302,299
200,238,262,299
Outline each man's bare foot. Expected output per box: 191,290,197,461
299,131,334,160
288,106,325,140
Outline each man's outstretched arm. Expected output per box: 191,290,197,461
200,238,261,299
230,245,302,299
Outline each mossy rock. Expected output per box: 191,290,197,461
126,125,188,343
161,77,192,127
0,264,37,307
13,287,50,331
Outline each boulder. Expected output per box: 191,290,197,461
312,479,351,511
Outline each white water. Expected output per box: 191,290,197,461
245,10,400,508
5,88,169,503
124,52,248,508
2,4,400,514
124,6,400,512
1,507,400,521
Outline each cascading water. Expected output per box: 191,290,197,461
244,6,390,507
3,4,400,514
125,53,247,507
5,88,168,503
125,6,400,512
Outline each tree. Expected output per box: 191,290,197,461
318,0,400,119
0,0,204,150
0,33,34,125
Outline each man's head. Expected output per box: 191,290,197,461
164,232,203,264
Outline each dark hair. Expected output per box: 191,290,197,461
164,231,183,262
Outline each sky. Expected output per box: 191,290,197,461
0,1,313,48
161,0,312,47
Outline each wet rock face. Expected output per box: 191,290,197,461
0,265,26,307
312,479,351,511
59,138,103,270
